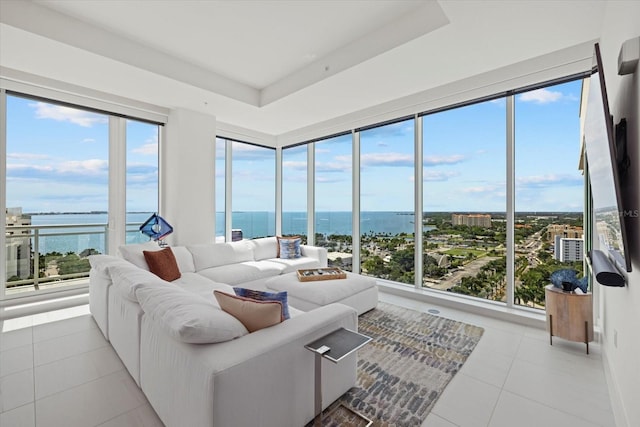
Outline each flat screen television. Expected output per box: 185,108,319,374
584,43,632,279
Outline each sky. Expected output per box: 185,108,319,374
6,79,584,215
6,95,159,213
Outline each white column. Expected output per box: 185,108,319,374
162,108,216,246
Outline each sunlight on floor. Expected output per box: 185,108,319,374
1,296,90,332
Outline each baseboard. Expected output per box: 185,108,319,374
602,342,630,427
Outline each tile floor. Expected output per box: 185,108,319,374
0,292,616,427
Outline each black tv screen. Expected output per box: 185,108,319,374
584,43,632,273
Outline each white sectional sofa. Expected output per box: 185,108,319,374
88,237,374,427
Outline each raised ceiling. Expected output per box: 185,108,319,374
0,0,607,136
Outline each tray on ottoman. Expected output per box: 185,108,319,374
297,267,346,282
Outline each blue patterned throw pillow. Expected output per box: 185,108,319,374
233,287,290,320
278,237,301,260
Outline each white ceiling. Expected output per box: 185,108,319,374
0,0,608,137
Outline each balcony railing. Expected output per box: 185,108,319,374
4,222,146,295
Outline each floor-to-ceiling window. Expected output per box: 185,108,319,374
359,119,415,284
315,134,353,271
282,144,307,240
422,99,507,301
3,91,164,298
231,141,275,239
126,119,160,244
5,95,109,295
514,80,584,308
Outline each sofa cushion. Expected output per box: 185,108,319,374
278,237,301,259
108,263,167,302
188,241,255,271
137,284,248,344
173,272,235,299
88,254,130,271
144,247,181,281
250,237,278,260
171,246,196,273
233,287,290,320
268,256,321,274
197,261,286,285
214,291,283,333
118,241,161,270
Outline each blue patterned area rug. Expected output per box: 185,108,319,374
312,302,484,427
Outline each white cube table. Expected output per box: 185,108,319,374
265,271,378,315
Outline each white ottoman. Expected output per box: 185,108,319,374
265,272,378,315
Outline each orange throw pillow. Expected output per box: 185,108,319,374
143,247,181,281
214,291,283,332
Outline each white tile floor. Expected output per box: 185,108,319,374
0,292,616,427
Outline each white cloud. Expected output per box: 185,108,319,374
518,88,563,104
463,186,496,194
8,152,50,160
82,138,96,143
282,160,307,171
423,171,460,181
31,102,108,127
57,159,108,175
360,152,413,167
517,174,582,187
423,154,465,166
7,164,53,173
132,142,158,155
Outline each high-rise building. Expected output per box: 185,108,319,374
451,213,492,228
6,207,32,280
547,224,583,243
554,235,584,262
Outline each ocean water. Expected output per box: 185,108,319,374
24,211,421,254
218,211,421,238
29,212,154,255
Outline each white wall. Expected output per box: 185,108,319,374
598,3,640,426
162,108,217,246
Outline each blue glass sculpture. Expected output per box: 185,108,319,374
140,213,173,244
550,269,588,293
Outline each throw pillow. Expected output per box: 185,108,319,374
278,237,301,259
214,291,283,333
276,235,300,257
143,247,181,281
233,287,290,320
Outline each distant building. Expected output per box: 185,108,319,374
427,252,450,268
451,213,492,228
554,235,584,262
546,224,583,243
5,208,32,280
327,251,352,267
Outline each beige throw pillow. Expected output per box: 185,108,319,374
214,291,283,333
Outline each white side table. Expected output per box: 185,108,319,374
305,327,372,426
